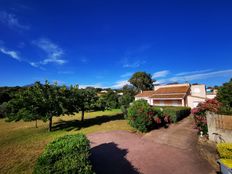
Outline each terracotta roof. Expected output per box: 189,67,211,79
151,94,186,99
135,91,155,97
154,85,190,94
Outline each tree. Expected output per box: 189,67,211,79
217,78,232,114
119,85,136,111
129,72,155,91
101,90,119,110
5,81,68,131
77,88,99,122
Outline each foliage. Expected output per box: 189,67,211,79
191,99,221,134
33,134,94,174
217,143,232,159
126,100,170,132
76,88,99,122
154,106,191,123
119,85,136,116
129,72,155,91
0,102,8,118
217,78,232,115
5,81,68,131
100,90,119,110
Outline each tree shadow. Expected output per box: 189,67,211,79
90,142,140,174
52,113,124,131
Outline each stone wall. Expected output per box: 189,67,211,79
206,112,232,143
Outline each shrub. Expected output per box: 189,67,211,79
154,106,191,123
192,99,221,134
127,100,169,132
217,78,232,115
33,134,94,174
217,143,232,159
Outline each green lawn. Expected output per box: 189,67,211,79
0,109,133,174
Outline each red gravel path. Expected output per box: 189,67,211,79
88,117,215,174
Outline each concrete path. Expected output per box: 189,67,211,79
88,117,215,174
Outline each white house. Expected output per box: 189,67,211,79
135,83,217,108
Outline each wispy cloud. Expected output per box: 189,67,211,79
122,59,146,68
175,69,212,76
152,70,169,79
0,47,20,60
156,69,232,84
111,80,130,89
32,38,66,66
0,11,30,30
79,83,105,89
120,72,133,78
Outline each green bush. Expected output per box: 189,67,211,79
217,143,232,159
33,134,94,174
154,106,191,123
127,100,158,132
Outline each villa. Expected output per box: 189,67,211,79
135,83,217,108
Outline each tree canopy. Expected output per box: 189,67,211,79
217,78,232,114
129,72,155,91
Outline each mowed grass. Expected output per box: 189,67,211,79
0,109,133,174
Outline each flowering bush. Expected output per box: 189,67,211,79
127,100,170,132
192,99,221,134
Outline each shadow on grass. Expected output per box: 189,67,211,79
52,113,124,131
90,142,140,174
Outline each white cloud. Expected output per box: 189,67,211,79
123,60,146,68
0,11,30,30
157,69,232,84
0,47,20,60
111,80,130,89
120,72,133,78
32,38,66,65
79,83,105,89
152,70,169,79
175,69,212,76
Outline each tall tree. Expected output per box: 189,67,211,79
129,72,155,91
217,78,232,114
77,88,98,122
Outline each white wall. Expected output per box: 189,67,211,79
135,97,152,105
187,95,206,108
206,94,216,99
190,84,206,98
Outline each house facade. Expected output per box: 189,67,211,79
135,83,216,108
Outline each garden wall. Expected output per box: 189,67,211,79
206,112,232,143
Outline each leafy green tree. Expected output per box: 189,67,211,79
101,90,119,110
77,88,99,122
129,72,155,91
217,78,232,114
119,85,136,115
6,81,68,131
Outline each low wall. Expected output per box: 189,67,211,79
206,112,232,143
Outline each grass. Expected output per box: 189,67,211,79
0,109,133,174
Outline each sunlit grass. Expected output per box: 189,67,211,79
0,109,133,174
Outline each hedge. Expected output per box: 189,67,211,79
33,134,94,174
154,106,191,123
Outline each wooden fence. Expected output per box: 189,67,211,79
215,115,232,130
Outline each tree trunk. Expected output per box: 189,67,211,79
81,110,85,122
35,119,38,128
48,117,52,132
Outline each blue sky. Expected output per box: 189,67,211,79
0,0,232,88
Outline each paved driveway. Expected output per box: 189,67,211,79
88,117,215,174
